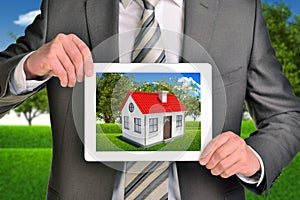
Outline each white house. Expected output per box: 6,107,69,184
119,91,187,147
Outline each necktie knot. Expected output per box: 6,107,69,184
142,0,159,10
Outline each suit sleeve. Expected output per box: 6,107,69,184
244,0,300,195
0,0,48,117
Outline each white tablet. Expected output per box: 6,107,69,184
84,63,212,161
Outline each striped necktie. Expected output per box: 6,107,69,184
125,0,169,199
124,161,169,200
132,0,166,63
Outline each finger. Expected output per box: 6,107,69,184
77,58,84,82
58,34,84,83
69,34,93,78
205,134,243,169
48,58,68,87
55,43,77,87
220,160,245,178
199,132,233,165
83,54,94,78
210,148,242,177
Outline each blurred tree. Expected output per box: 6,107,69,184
7,32,18,40
14,88,49,126
263,3,300,98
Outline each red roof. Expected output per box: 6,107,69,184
119,91,187,114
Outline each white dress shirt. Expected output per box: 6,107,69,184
118,0,184,63
9,0,264,196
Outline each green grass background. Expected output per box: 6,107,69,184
0,126,51,148
1,122,300,199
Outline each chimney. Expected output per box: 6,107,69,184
158,91,168,103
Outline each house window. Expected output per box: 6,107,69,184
176,115,183,127
149,118,158,133
134,118,141,133
124,116,129,130
129,103,134,112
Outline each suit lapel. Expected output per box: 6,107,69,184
86,0,119,62
181,0,226,138
183,0,220,60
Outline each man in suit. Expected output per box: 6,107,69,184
1,0,300,199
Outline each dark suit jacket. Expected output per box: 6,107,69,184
1,0,300,199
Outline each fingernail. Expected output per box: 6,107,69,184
86,68,93,77
77,76,83,83
85,59,94,77
199,158,206,165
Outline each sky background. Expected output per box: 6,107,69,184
0,0,299,51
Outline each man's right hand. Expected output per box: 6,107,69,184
24,33,94,87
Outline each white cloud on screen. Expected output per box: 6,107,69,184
177,77,201,98
14,10,41,26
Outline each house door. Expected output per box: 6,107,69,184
163,116,172,140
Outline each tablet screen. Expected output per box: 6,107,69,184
84,63,212,161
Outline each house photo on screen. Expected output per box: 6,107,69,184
95,72,201,152
119,91,187,147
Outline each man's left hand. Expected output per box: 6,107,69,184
199,131,261,178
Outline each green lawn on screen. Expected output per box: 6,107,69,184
96,121,201,151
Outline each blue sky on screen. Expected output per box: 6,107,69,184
0,0,299,51
132,73,201,97
132,73,200,85
96,72,201,98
